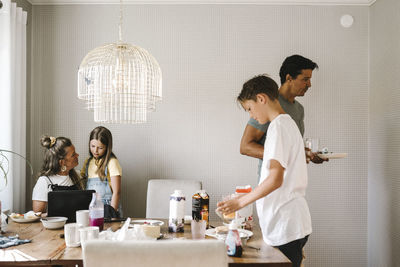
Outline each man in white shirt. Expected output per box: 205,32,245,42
217,74,311,267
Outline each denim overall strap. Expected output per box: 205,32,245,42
85,158,113,205
85,158,123,217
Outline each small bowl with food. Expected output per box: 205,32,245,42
41,216,68,229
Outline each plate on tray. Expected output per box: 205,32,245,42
130,219,164,226
205,228,253,239
317,153,347,159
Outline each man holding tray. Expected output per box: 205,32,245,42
239,55,327,181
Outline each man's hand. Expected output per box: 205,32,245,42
305,148,329,164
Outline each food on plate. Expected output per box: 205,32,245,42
10,211,41,220
25,211,41,219
10,213,24,219
215,225,229,235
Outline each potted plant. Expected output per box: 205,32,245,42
0,149,34,231
0,149,33,191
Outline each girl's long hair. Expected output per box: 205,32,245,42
38,136,84,189
88,126,116,180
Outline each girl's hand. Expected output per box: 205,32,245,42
110,175,121,210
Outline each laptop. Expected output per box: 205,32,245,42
47,190,95,222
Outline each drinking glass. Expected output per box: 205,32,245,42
220,194,236,224
64,223,80,247
305,138,319,152
191,220,206,239
79,226,99,246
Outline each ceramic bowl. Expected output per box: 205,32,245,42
41,216,68,229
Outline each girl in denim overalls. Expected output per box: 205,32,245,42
81,126,122,217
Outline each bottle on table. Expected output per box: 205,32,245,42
235,185,253,230
192,190,209,228
225,220,243,257
169,189,185,233
89,192,104,231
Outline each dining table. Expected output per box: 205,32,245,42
1,218,290,267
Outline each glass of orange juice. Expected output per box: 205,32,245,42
220,194,236,224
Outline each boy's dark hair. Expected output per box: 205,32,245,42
237,74,279,103
279,55,318,84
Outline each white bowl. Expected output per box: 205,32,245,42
41,216,68,229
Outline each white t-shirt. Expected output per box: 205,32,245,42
32,175,74,202
256,114,312,246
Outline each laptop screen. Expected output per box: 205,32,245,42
47,190,95,222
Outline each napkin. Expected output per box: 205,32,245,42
116,217,131,241
0,235,31,249
184,215,192,225
99,218,156,241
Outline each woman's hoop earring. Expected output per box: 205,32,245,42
61,166,67,172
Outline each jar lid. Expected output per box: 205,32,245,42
173,189,184,196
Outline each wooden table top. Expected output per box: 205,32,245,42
1,219,290,266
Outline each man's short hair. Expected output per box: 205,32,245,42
237,74,279,103
279,55,318,84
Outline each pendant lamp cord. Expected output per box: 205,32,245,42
118,0,123,43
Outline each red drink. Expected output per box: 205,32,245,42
89,193,104,231
89,217,104,231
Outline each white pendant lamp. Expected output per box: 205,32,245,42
77,0,162,124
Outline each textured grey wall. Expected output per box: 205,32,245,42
370,0,400,266
30,4,368,267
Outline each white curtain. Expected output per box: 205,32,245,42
0,0,27,212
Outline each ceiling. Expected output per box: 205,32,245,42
27,0,377,6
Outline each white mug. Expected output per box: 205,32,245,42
64,223,80,247
79,226,99,246
76,210,89,227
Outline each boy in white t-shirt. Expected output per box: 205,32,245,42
217,74,311,267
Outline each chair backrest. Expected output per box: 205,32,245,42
82,239,228,267
146,179,202,219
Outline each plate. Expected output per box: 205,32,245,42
130,219,164,226
205,228,253,239
10,216,40,223
317,153,347,159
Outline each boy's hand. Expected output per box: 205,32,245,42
217,197,243,216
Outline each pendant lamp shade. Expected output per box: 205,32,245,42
78,42,162,124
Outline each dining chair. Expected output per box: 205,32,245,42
146,179,202,219
82,239,228,267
